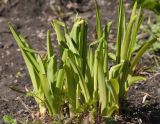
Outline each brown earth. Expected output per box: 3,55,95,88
0,0,160,123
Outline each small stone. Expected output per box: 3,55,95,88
20,67,24,71
0,66,2,72
14,79,18,83
1,53,4,58
134,85,138,90
107,2,111,6
4,42,14,49
37,30,45,39
9,75,13,78
0,42,4,48
6,50,10,55
16,48,20,51
11,62,14,67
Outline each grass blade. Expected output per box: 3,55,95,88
116,0,124,63
131,37,157,69
47,30,54,59
94,0,102,39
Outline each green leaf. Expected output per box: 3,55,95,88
128,75,146,86
109,63,123,79
3,115,17,124
134,0,160,15
51,20,66,43
152,42,160,52
68,58,90,102
94,0,102,39
116,0,124,63
131,37,157,69
65,34,80,55
108,52,116,60
47,56,57,94
56,68,65,89
47,30,54,59
96,50,107,113
64,64,77,109
106,79,119,105
106,104,119,117
39,73,59,115
9,24,39,72
51,20,66,56
127,7,143,60
70,19,82,45
110,79,119,95
93,50,98,101
103,22,112,78
9,23,46,114
121,15,137,61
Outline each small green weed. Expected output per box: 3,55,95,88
141,16,160,52
3,115,17,124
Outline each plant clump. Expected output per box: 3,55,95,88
8,0,157,123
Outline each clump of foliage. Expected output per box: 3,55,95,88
3,115,17,124
133,0,160,15
141,16,160,52
8,0,157,122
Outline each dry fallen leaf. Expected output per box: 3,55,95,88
142,93,149,103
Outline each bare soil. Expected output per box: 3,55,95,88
0,0,160,123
